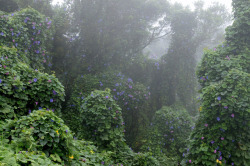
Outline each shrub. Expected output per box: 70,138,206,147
182,69,250,166
131,153,160,166
142,105,193,164
0,46,64,119
76,89,126,150
71,139,116,166
3,109,75,162
63,70,151,146
0,8,53,69
0,144,62,166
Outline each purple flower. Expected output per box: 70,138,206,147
127,78,133,83
224,106,228,109
189,160,191,163
231,114,234,118
0,79,2,84
0,32,4,36
217,96,221,101
205,124,208,127
53,90,57,95
221,137,224,140
66,130,68,133
101,161,104,165
211,141,215,144
217,117,220,121
105,96,109,99
33,78,38,82
50,99,53,103
214,150,217,153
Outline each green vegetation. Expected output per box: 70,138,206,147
0,0,249,165
182,0,250,165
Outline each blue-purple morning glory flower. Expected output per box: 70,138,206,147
0,32,4,36
0,79,2,84
128,78,133,83
53,90,57,95
33,78,38,82
217,117,220,121
50,99,53,102
217,96,221,101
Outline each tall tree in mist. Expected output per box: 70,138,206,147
150,2,230,115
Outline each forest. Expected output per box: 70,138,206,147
0,0,249,165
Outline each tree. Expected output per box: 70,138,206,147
149,2,230,115
182,0,250,165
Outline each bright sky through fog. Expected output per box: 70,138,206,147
52,0,232,11
171,0,232,11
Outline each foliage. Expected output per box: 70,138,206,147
0,0,18,13
183,1,250,165
226,0,250,50
0,8,54,69
2,110,76,163
71,139,116,166
197,46,250,88
0,145,61,166
15,0,54,17
0,46,65,119
62,70,151,146
131,152,160,166
141,105,193,164
74,89,126,150
183,69,250,166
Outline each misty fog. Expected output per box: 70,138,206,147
0,0,249,165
